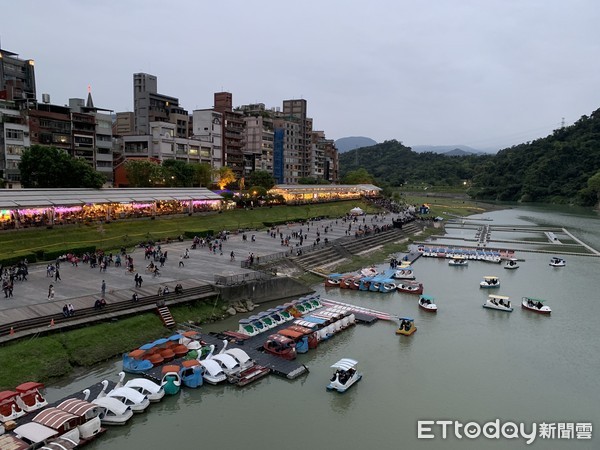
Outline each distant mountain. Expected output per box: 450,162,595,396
410,145,487,154
335,136,378,153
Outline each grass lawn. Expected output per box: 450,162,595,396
0,200,377,261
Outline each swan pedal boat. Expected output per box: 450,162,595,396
327,358,362,393
521,297,551,314
483,294,513,312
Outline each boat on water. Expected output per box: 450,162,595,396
33,405,104,444
122,376,166,402
14,381,48,414
55,398,106,440
549,256,566,267
504,258,519,270
222,348,270,387
396,281,423,295
418,294,438,312
340,275,357,289
483,294,513,312
396,317,417,336
393,266,416,280
448,256,468,267
198,359,227,384
6,421,81,449
263,334,297,360
522,297,552,314
88,391,133,426
160,365,182,394
360,266,378,277
480,275,500,288
0,390,25,422
326,358,362,393
324,273,343,287
179,360,204,388
106,386,150,413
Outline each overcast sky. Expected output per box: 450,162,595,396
4,0,600,150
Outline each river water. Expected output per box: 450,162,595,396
43,205,599,450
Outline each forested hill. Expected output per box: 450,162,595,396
339,140,491,186
339,109,600,206
470,109,600,205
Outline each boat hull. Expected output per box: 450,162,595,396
327,373,362,393
521,299,551,314
418,303,437,312
482,304,513,312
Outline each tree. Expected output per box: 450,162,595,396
298,177,330,185
215,166,236,189
342,168,375,184
162,159,195,187
248,170,276,190
19,145,105,188
192,163,213,187
124,160,162,187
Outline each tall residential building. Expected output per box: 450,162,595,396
312,130,339,183
0,49,36,102
238,103,274,175
282,99,312,178
192,109,222,169
273,116,301,184
114,112,134,136
69,90,114,184
213,92,245,178
0,99,30,188
133,73,183,135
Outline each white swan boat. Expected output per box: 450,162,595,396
114,371,165,402
199,359,227,384
327,358,362,393
106,387,150,413
483,294,513,312
211,354,242,376
86,389,133,426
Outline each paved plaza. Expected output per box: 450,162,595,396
0,213,395,322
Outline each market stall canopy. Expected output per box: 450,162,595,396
350,207,364,215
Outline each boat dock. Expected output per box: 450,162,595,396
141,298,394,382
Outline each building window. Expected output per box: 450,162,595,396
6,129,24,140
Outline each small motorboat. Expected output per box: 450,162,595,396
480,275,500,288
504,258,519,270
522,297,552,314
483,294,513,312
160,365,182,394
448,257,468,266
549,257,566,267
418,294,438,312
277,328,310,353
15,382,48,413
396,281,423,295
396,317,417,336
326,358,362,393
263,334,297,360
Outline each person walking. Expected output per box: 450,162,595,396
55,268,61,282
178,255,184,268
134,273,140,288
101,280,106,297
48,284,55,300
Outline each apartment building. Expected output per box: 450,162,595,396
237,103,274,175
192,109,222,169
213,92,245,178
0,48,36,102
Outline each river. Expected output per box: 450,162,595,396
43,205,599,450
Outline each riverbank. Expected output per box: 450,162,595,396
0,197,496,389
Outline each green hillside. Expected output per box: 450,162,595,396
339,109,600,206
